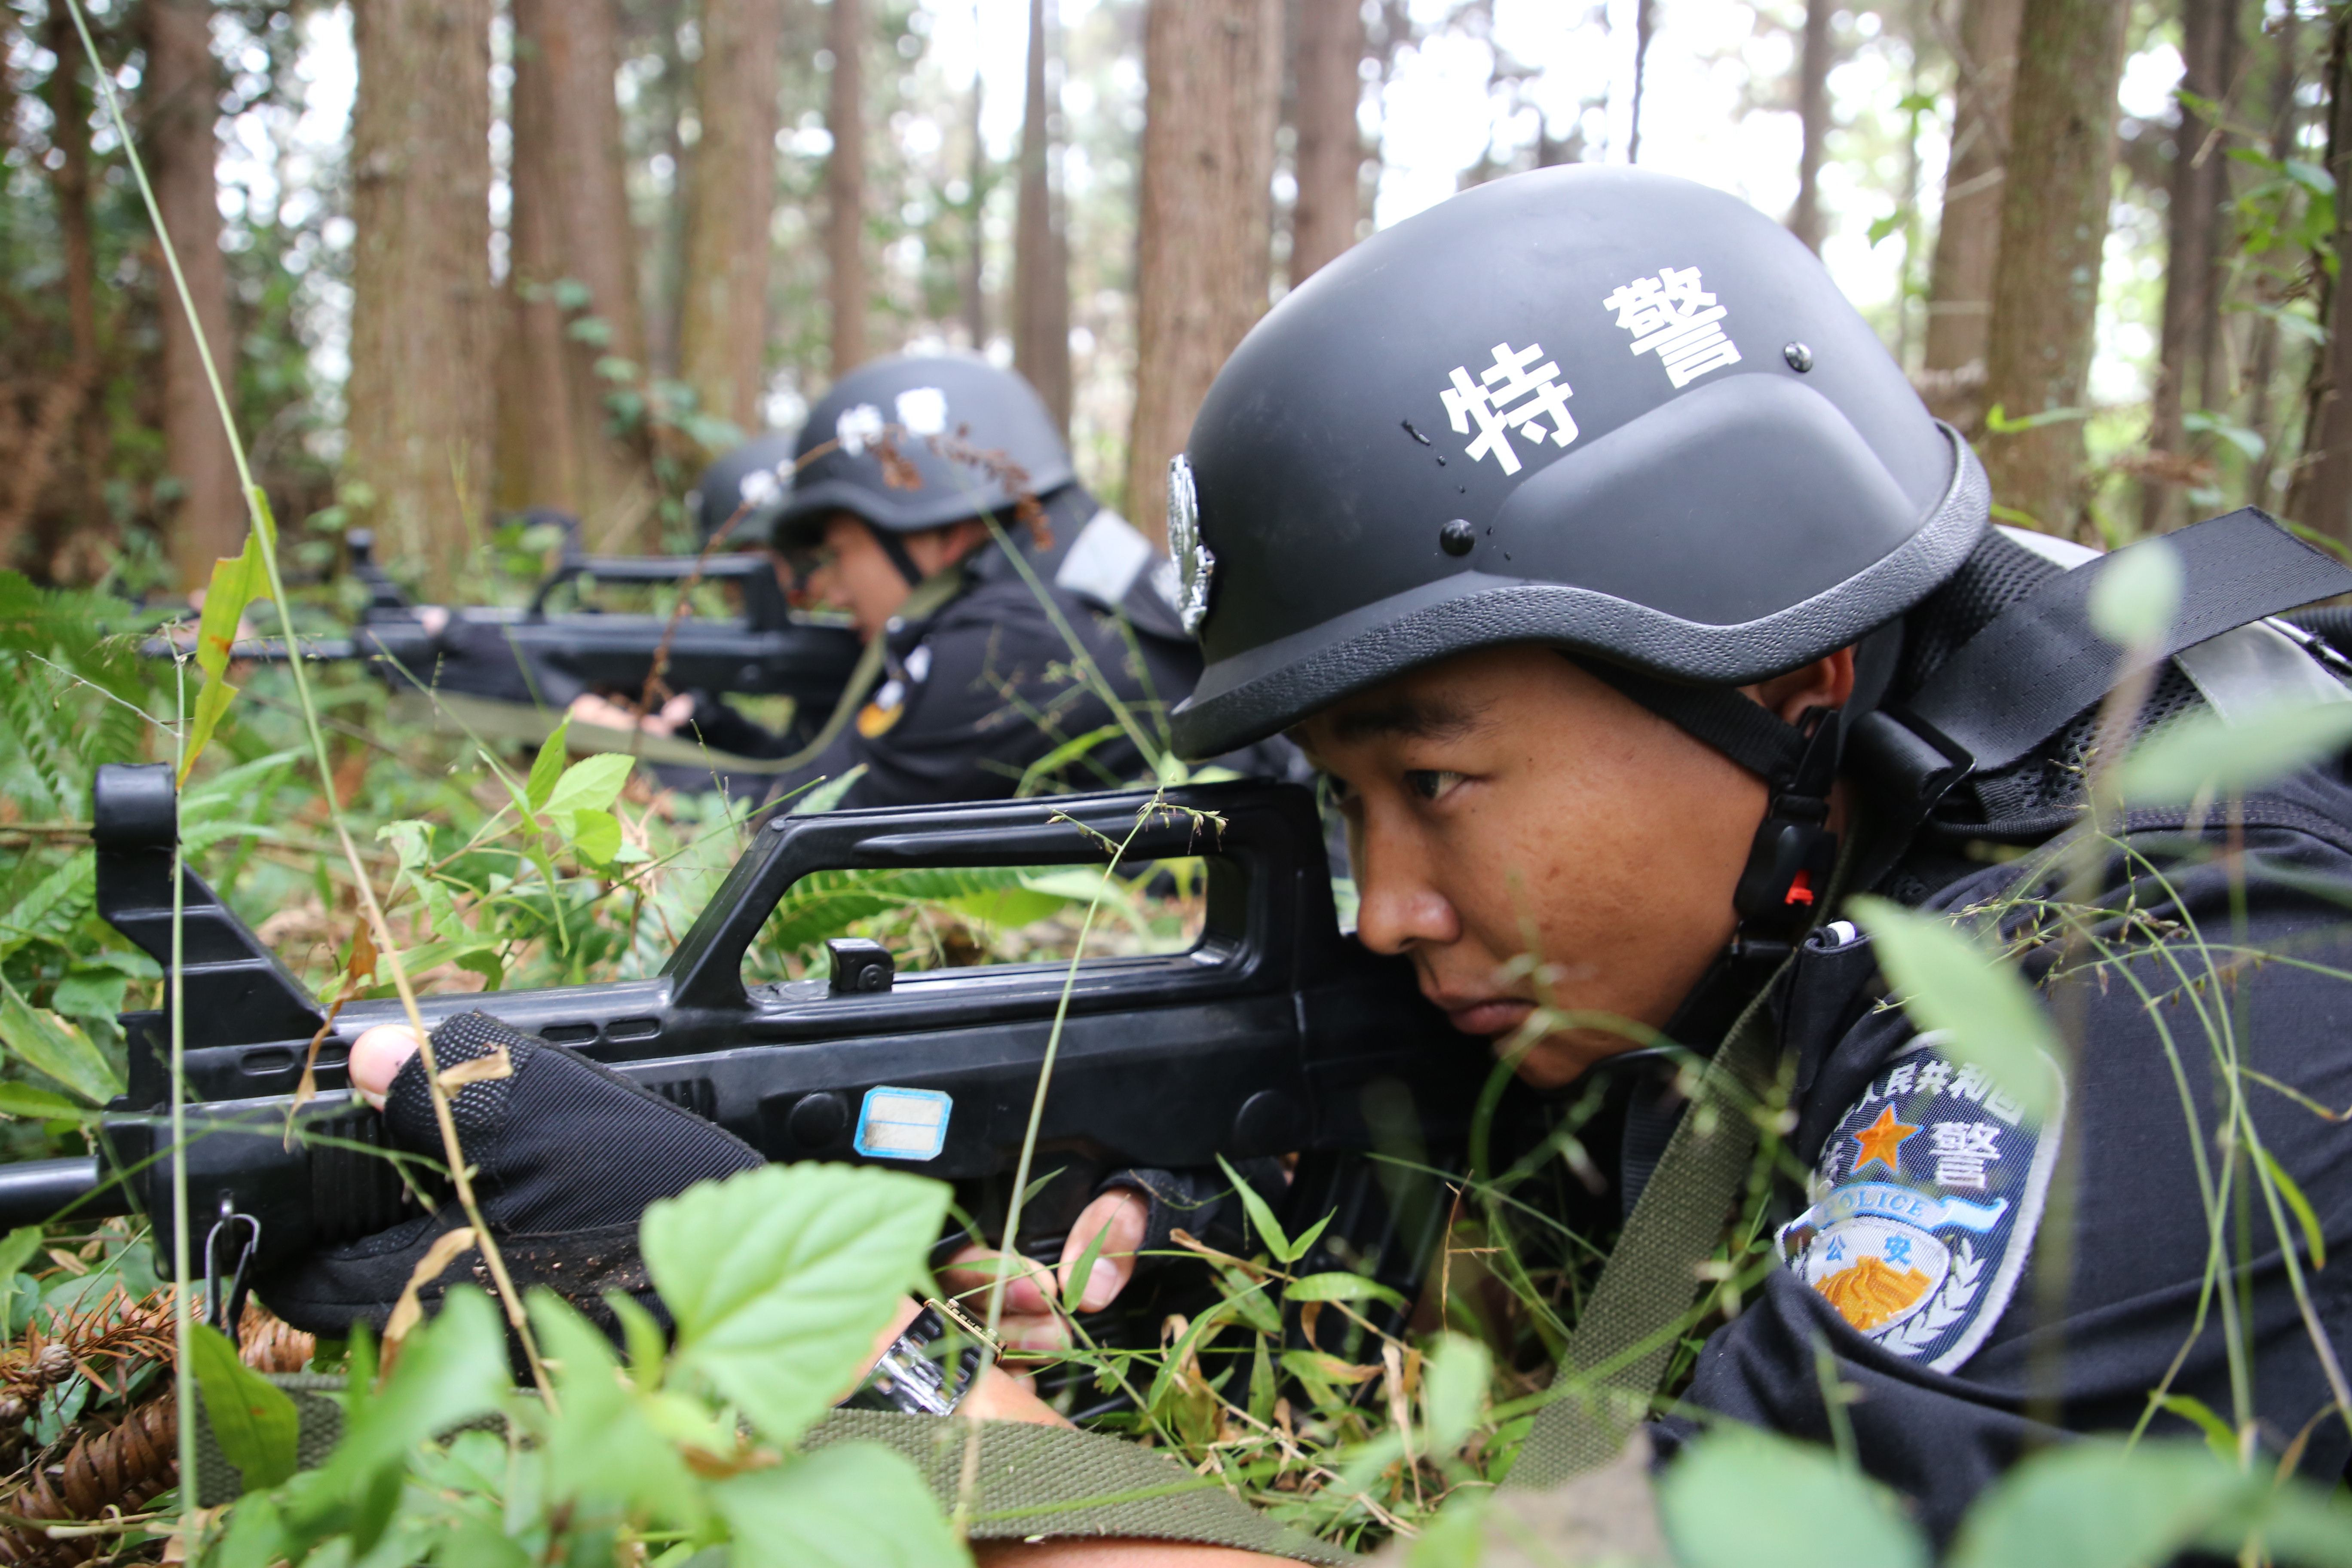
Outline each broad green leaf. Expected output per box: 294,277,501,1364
50,967,128,1020
644,1164,949,1445
554,807,623,866
0,1084,96,1122
527,1292,701,1527
526,719,573,813
1947,1441,2251,1568
940,885,1071,929
2120,701,2352,806
378,819,433,871
543,752,634,818
1421,1332,1491,1457
714,1444,967,1568
0,973,125,1102
1660,1426,1926,1568
2086,538,2182,648
1282,1272,1407,1308
1846,897,2061,1122
329,1286,508,1477
1216,1154,1289,1259
0,1227,41,1332
189,1321,300,1489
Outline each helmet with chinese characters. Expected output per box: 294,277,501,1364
1165,165,1988,760
688,430,799,543
771,354,1078,548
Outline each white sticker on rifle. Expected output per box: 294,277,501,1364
854,1086,952,1161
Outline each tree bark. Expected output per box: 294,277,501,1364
1125,0,1283,541
678,0,780,434
42,0,106,580
2142,0,2234,533
1013,0,1072,432
959,62,988,350
502,0,654,545
344,0,494,597
1920,0,2024,430
2288,8,2352,545
1628,0,1657,163
1289,0,1366,284
826,0,869,377
1977,0,2130,536
1788,0,1835,252
142,0,245,586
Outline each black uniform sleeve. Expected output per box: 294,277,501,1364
1662,801,2352,1546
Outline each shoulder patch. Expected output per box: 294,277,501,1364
1775,1035,2064,1373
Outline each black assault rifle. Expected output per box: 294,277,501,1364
148,532,862,747
0,765,1477,1301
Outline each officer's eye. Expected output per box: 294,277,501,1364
1405,769,1465,802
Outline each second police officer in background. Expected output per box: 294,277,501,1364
576,354,1216,809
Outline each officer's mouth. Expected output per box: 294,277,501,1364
1434,996,1534,1039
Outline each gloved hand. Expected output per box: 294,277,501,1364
257,1012,764,1340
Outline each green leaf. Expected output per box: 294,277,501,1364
714,1444,966,1568
1660,1425,1927,1568
527,1292,701,1527
0,852,93,960
2151,1392,2239,1464
189,1321,300,1489
329,1286,509,1477
2120,700,2352,805
2256,1143,2328,1269
49,967,128,1020
1282,1272,1407,1308
1061,1218,1116,1315
526,719,573,813
544,752,635,818
0,973,125,1103
1216,1155,1289,1260
644,1164,949,1445
1420,1332,1491,1457
555,807,624,866
787,764,870,816
2086,538,2182,648
1845,898,2061,1122
2287,156,2338,195
180,519,274,781
377,819,433,871
1947,1441,2252,1568
1984,402,2088,435
0,1084,96,1122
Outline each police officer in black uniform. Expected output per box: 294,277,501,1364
581,355,1206,811
278,168,2352,1558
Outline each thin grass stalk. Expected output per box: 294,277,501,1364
168,659,195,1543
58,0,555,1404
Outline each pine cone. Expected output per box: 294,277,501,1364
0,1398,176,1566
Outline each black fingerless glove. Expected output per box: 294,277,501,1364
258,1011,764,1339
1096,1158,1287,1273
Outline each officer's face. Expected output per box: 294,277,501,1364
1295,645,1851,1090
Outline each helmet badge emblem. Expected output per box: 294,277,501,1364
1438,343,1578,477
1166,455,1214,636
1602,265,1743,389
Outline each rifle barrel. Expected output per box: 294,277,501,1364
0,1157,122,1227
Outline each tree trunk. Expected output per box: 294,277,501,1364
1977,0,2129,536
1789,0,1835,252
1628,0,1657,162
344,0,494,597
1124,0,1283,541
959,62,987,350
678,0,780,435
2288,8,2352,545
1919,0,2024,430
142,0,245,586
1289,0,1366,284
42,0,106,581
2142,0,2233,533
502,0,654,546
826,0,869,377
2245,0,2302,505
1013,0,1072,432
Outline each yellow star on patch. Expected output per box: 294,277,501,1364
1849,1105,1919,1176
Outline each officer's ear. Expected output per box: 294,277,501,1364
1749,647,1856,725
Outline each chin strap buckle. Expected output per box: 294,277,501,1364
1730,706,1844,952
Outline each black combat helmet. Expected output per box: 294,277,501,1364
770,354,1078,547
1167,164,1987,761
688,431,800,543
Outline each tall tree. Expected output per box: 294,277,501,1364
1628,0,1657,162
502,0,654,546
826,0,869,377
1013,0,1071,430
42,0,105,579
1977,0,2129,534
1788,0,1835,252
1125,0,1283,540
344,0,494,596
2289,9,2352,545
142,0,244,586
2142,0,2237,532
1920,0,2023,429
1289,0,1367,284
678,0,781,435
959,48,988,350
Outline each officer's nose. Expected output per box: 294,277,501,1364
1349,809,1461,956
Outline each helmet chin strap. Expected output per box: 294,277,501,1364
867,520,929,590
